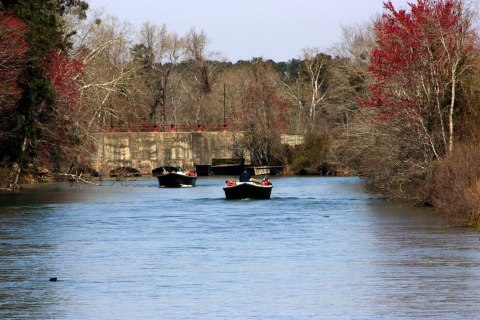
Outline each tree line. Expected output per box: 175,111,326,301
1,0,479,226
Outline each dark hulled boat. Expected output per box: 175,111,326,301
223,181,273,200
152,166,197,187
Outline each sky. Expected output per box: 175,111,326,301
86,0,411,63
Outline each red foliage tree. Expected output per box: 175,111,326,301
362,0,476,157
40,50,86,170
0,11,28,141
45,50,84,110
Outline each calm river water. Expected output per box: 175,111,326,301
0,176,479,319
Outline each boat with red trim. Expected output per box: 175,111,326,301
223,179,272,199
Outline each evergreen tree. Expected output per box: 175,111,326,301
0,0,87,187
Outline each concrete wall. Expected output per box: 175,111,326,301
92,132,245,175
92,132,303,175
281,134,304,147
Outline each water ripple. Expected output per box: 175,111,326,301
0,177,479,319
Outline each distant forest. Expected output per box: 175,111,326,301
1,0,480,226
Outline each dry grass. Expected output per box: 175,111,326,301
432,143,480,227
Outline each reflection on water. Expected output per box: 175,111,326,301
0,177,479,319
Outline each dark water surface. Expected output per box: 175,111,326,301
0,177,479,319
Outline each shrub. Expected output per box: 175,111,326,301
290,133,331,174
358,130,435,204
432,143,480,227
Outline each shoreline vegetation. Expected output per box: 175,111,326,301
1,1,480,228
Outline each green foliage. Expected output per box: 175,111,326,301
0,0,87,176
3,0,64,55
291,133,331,174
274,58,303,84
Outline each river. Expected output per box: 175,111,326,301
0,176,479,319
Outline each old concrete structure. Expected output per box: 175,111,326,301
92,132,245,175
92,132,303,175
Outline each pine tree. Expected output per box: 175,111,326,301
1,0,87,188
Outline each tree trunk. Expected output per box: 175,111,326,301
9,137,28,190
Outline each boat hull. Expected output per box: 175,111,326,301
223,182,272,199
157,173,197,187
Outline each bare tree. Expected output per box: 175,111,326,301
238,59,288,165
283,48,330,133
327,23,377,166
72,13,141,131
59,12,150,180
134,22,184,129
183,28,223,124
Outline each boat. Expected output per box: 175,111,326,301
223,179,273,199
152,166,197,187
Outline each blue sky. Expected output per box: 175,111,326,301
86,0,411,62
